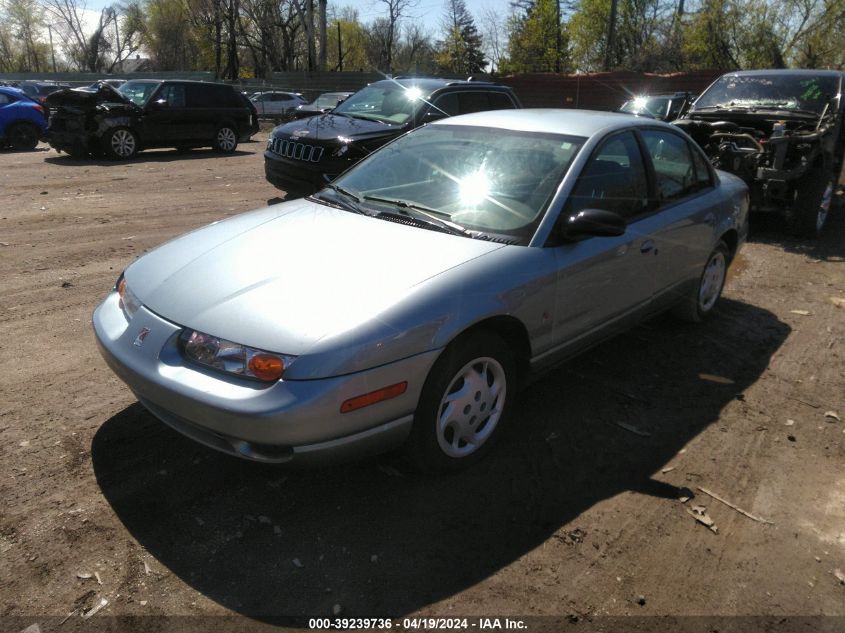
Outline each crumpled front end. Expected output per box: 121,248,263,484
675,114,839,212
45,85,137,155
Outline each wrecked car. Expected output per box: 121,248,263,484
618,92,696,121
675,69,844,237
45,79,259,159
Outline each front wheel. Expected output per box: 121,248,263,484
214,126,238,153
104,127,138,160
405,331,516,473
7,122,40,150
672,241,729,322
788,170,835,238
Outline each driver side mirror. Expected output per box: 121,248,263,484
560,208,626,239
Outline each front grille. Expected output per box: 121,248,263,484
269,138,324,163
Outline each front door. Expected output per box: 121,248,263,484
546,131,661,358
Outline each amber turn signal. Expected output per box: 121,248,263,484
340,382,408,413
248,354,285,381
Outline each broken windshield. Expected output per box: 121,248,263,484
694,74,839,114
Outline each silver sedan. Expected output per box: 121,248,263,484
93,109,749,472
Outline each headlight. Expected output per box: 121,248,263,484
116,273,141,321
180,330,296,382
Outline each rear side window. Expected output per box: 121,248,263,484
0,94,12,105
458,92,490,114
640,129,699,202
187,84,242,108
690,143,713,188
565,131,648,219
488,92,516,109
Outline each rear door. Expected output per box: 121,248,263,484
185,83,220,141
636,127,718,307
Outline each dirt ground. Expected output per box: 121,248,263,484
1,134,844,633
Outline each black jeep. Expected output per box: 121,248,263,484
675,69,845,237
46,79,259,160
264,77,521,196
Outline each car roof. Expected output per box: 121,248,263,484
717,69,845,79
370,77,508,93
432,108,675,138
0,86,25,96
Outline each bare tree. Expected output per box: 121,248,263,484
479,5,507,72
374,0,418,72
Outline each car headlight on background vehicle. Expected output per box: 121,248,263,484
116,274,141,321
180,330,296,382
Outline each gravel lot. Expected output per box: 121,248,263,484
1,135,844,632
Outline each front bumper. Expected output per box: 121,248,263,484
93,292,439,464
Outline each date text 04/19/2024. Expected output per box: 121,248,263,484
307,618,528,630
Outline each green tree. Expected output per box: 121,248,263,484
326,7,369,71
0,0,49,71
568,0,672,72
435,0,486,74
501,0,568,72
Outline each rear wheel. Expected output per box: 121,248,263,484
405,331,515,473
7,122,39,150
672,241,729,322
104,127,138,160
788,169,834,238
214,125,238,153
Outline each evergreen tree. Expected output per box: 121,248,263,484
435,0,486,74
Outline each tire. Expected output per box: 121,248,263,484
405,330,516,473
104,127,138,160
7,122,40,150
672,241,729,323
214,125,238,153
787,169,834,238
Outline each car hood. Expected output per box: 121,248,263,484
45,83,131,109
271,112,405,143
125,199,504,356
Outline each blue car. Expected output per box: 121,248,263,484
0,86,48,150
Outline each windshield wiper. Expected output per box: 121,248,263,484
362,195,471,237
316,184,372,215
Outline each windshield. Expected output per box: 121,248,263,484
326,125,585,243
694,74,839,114
118,81,159,106
620,96,670,118
333,84,427,125
313,93,344,108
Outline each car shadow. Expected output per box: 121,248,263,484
91,298,788,621
43,147,254,166
746,193,845,261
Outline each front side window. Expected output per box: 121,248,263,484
0,94,11,105
325,125,585,243
118,81,159,106
157,85,186,108
564,131,648,219
640,129,697,203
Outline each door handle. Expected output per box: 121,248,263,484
640,240,655,254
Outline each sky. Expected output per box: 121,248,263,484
82,0,515,38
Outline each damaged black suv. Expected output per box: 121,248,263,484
675,69,844,237
46,79,259,159
264,77,521,196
